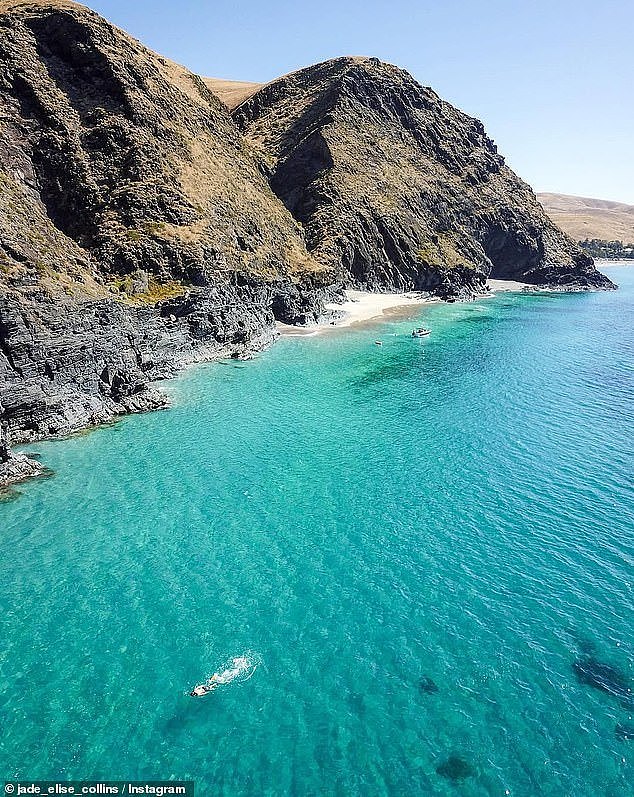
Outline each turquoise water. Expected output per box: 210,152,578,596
1,266,633,795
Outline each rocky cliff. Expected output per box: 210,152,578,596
0,4,615,488
0,0,328,283
234,57,614,296
0,0,338,486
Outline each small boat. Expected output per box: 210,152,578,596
374,340,383,346
411,327,431,338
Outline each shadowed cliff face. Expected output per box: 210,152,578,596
0,0,326,285
0,4,617,481
0,1,337,467
234,57,614,293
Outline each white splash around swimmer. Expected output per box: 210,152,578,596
214,654,258,684
190,652,260,696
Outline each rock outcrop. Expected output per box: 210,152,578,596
0,5,616,487
0,0,338,479
234,57,615,294
0,0,325,283
0,423,43,488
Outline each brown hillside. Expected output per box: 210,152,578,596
537,193,634,243
0,0,323,296
235,57,613,291
203,78,263,110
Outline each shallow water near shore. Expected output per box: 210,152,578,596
1,267,633,795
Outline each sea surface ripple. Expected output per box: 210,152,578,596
0,266,632,795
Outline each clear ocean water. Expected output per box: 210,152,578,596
1,266,632,796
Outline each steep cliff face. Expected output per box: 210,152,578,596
0,4,617,486
0,0,323,283
0,0,336,471
234,57,614,294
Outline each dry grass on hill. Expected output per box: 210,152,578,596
203,78,263,110
0,0,81,12
538,193,634,243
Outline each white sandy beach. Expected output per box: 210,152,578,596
277,290,434,336
326,290,433,326
486,278,531,292
277,280,537,336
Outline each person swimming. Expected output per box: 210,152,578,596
190,657,251,697
189,681,218,697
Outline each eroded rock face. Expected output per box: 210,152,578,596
0,422,43,488
0,278,341,445
0,450,43,489
0,0,324,283
234,57,615,293
0,5,617,486
0,1,336,481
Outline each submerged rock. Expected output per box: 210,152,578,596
572,657,633,700
436,755,475,781
419,676,439,694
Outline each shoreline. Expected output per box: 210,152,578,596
486,278,532,293
0,276,598,489
3,289,437,488
277,290,437,336
277,280,535,336
595,259,634,267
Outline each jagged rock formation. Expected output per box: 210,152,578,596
0,273,337,445
0,422,42,488
1,282,275,443
234,57,615,294
0,1,337,471
0,4,616,485
0,0,325,283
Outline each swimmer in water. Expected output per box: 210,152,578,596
189,679,218,697
190,658,249,697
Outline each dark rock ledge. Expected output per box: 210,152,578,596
0,423,43,489
0,277,341,489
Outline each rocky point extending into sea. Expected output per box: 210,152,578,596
0,0,615,487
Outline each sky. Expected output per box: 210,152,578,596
89,0,634,204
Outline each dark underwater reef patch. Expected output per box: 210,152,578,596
436,755,475,781
456,314,494,323
350,352,421,389
419,676,438,694
0,487,22,503
572,656,633,700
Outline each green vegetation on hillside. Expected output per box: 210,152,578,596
579,239,634,260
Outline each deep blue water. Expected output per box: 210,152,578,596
1,266,633,795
